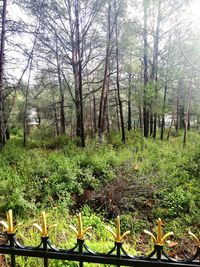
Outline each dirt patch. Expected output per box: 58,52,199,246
0,255,6,267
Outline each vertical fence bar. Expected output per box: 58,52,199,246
42,237,48,267
9,234,16,267
156,245,162,260
78,239,84,267
116,242,121,267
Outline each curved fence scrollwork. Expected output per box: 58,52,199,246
0,210,199,267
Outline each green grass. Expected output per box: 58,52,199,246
0,130,200,266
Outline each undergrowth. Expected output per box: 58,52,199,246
0,130,200,266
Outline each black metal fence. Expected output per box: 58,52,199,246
0,210,199,267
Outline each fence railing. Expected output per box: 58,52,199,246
0,210,199,267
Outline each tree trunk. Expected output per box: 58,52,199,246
23,72,30,146
161,79,168,140
152,0,161,139
106,94,110,135
143,0,149,138
139,106,143,131
153,113,157,139
167,114,175,140
158,115,161,128
98,0,112,141
37,108,41,126
0,0,7,149
127,73,132,131
115,89,120,131
196,115,199,130
176,79,181,135
187,101,191,131
88,88,93,137
51,89,59,136
72,0,85,147
6,126,10,140
92,91,97,134
183,79,192,145
23,24,40,146
150,111,153,136
115,0,125,143
180,106,185,129
55,36,66,135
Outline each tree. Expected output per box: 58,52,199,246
98,0,113,140
0,0,7,148
3,0,199,146
114,0,126,143
143,0,149,138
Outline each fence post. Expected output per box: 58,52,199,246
116,242,122,267
8,234,16,267
42,237,48,267
156,244,162,260
78,239,84,267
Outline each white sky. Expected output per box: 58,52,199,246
5,0,200,84
190,0,200,22
6,2,36,84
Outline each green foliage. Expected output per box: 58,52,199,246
0,131,200,267
130,132,200,228
1,131,200,224
30,123,54,140
29,127,73,149
155,187,195,218
0,134,132,215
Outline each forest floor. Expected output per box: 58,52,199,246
0,129,200,266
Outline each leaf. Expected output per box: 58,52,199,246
166,241,178,248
